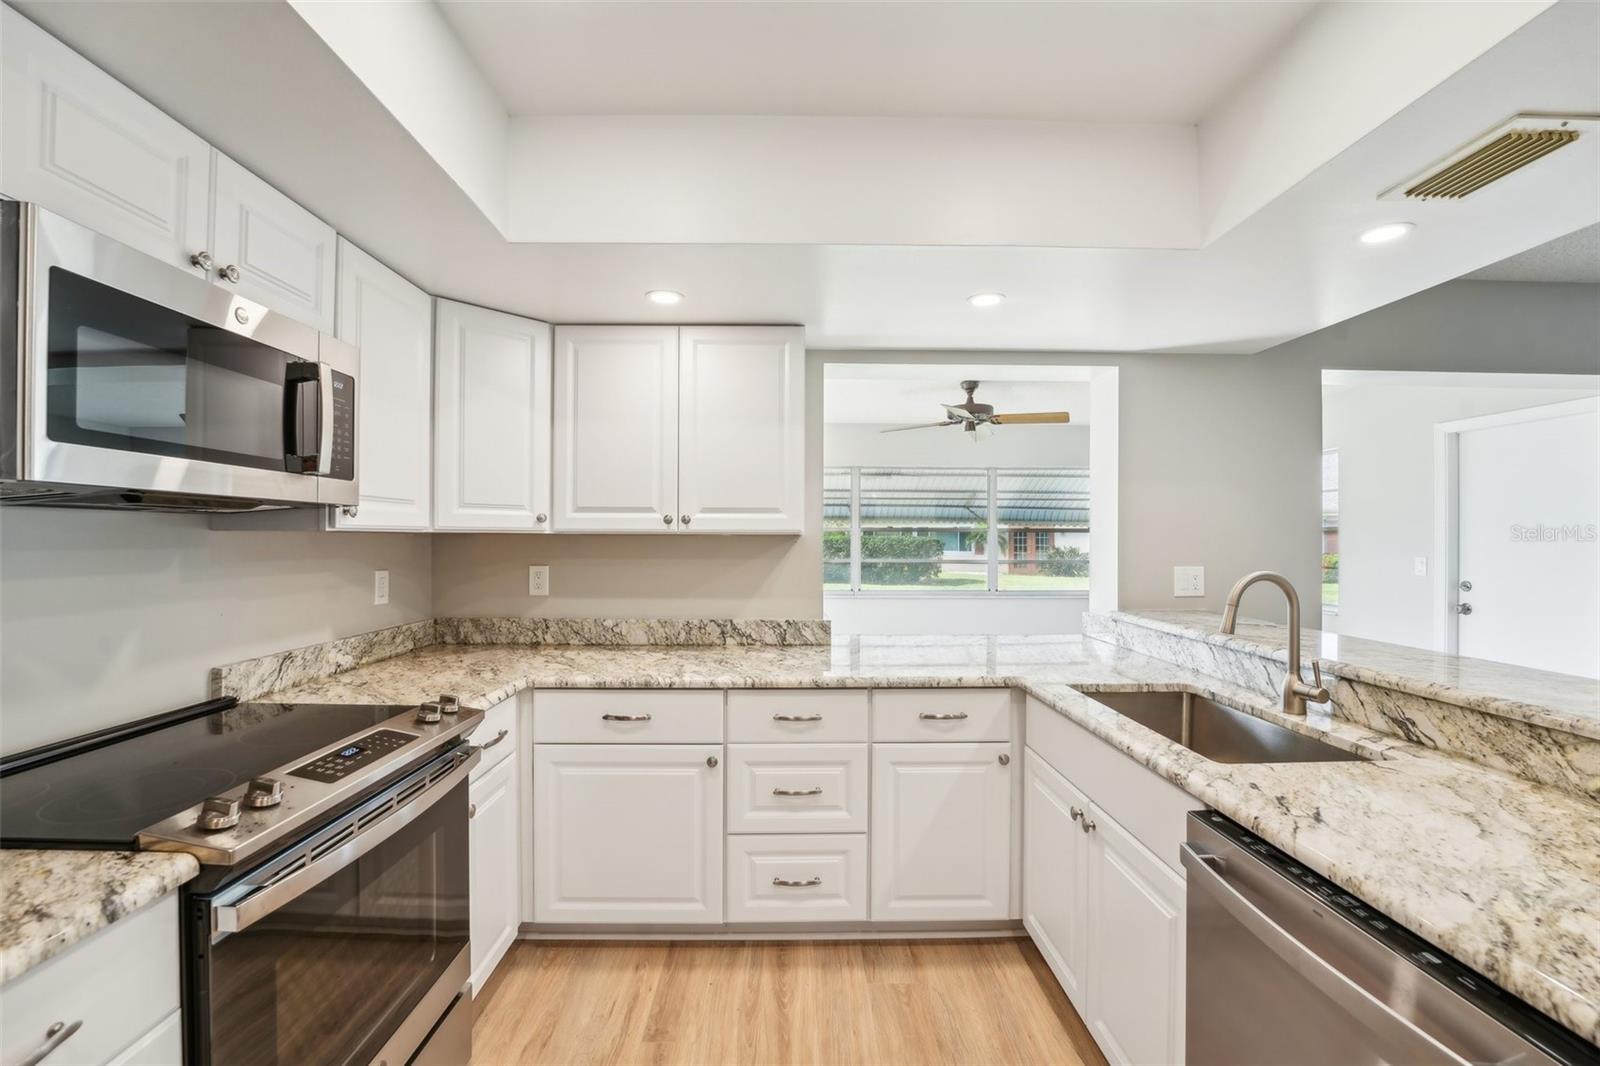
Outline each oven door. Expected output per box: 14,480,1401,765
12,204,344,504
187,747,476,1066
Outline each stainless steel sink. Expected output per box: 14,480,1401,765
1087,690,1365,764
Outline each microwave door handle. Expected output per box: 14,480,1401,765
282,363,321,473
315,364,335,476
212,749,479,940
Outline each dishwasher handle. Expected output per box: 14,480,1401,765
1180,844,1470,1066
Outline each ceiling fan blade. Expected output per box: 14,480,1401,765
943,404,978,422
879,420,959,433
990,411,1071,425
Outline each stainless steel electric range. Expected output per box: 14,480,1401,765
0,695,484,1066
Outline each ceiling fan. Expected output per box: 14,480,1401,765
881,380,1072,434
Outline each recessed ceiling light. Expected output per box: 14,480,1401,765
968,292,1006,308
1359,222,1414,245
646,289,684,305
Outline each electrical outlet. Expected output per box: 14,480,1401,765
528,565,550,597
1413,556,1428,577
373,569,390,606
1173,566,1205,598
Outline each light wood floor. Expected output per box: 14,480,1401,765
471,938,1107,1066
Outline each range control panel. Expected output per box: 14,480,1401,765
289,729,416,783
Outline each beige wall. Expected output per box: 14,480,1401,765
0,510,431,754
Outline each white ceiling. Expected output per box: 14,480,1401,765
436,0,1316,123
1462,222,1600,283
824,365,1091,425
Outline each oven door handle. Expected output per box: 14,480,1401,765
212,748,479,939
1179,844,1469,1065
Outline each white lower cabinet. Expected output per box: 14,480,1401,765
1024,743,1187,1066
469,751,521,995
870,742,1012,921
533,744,723,924
1085,805,1186,1066
1022,749,1090,1010
726,834,869,922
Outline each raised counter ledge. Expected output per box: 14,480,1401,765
0,849,198,985
251,634,1600,1046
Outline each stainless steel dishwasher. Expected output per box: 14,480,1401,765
1182,811,1598,1066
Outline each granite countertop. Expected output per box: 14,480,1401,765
5,633,1598,1047
0,849,198,983
1110,609,1600,741
253,634,1600,1044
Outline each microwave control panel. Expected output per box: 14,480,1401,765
329,370,355,481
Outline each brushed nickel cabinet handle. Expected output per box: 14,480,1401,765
772,876,822,888
1080,817,1097,834
480,728,509,750
190,250,214,271
680,514,692,526
772,786,824,797
1070,806,1084,822
998,753,1010,766
662,514,673,526
468,802,478,819
707,755,719,768
218,263,242,283
772,713,823,722
919,712,968,721
19,1020,82,1066
601,713,652,722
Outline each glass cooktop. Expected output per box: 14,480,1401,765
0,701,411,848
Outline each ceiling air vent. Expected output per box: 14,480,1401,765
1381,114,1598,201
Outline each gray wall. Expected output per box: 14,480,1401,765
0,510,431,754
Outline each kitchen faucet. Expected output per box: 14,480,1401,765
1218,571,1329,716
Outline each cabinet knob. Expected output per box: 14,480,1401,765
706,755,719,768
680,514,691,526
1080,817,1097,834
535,513,547,524
998,753,1010,766
190,250,215,271
340,505,359,519
219,263,242,283
468,802,478,820
662,514,674,526
1070,806,1083,822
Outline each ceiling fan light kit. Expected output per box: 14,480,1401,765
880,379,1071,434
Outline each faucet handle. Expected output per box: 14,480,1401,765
1307,659,1330,702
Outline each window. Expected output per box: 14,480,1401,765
824,466,1089,593
1321,450,1339,610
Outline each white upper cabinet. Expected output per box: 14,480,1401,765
552,325,806,534
552,325,679,532
677,326,805,533
210,153,337,332
333,239,433,531
1,5,210,274
434,300,553,531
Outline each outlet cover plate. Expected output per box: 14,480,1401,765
1173,566,1205,598
528,565,550,597
373,569,390,606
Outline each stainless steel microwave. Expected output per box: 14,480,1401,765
0,201,357,512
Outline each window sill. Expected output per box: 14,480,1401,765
825,589,1090,600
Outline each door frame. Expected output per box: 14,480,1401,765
1431,396,1600,653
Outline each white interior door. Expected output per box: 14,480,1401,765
677,326,806,533
551,326,679,532
1455,399,1599,677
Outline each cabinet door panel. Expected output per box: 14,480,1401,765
677,326,805,533
870,742,1011,921
435,300,553,530
1022,749,1090,1012
468,754,520,995
533,744,722,924
332,238,432,530
210,153,336,330
1087,806,1186,1066
551,326,678,532
1,6,210,273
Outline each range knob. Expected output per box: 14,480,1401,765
197,796,241,831
438,694,461,716
416,701,444,724
244,777,284,809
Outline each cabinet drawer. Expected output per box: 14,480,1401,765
727,744,868,833
0,897,178,1066
726,834,868,922
533,690,723,743
471,695,519,778
728,690,868,743
872,689,1011,742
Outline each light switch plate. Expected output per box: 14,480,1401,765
528,565,550,597
1173,566,1205,598
373,569,390,606
1413,556,1428,576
